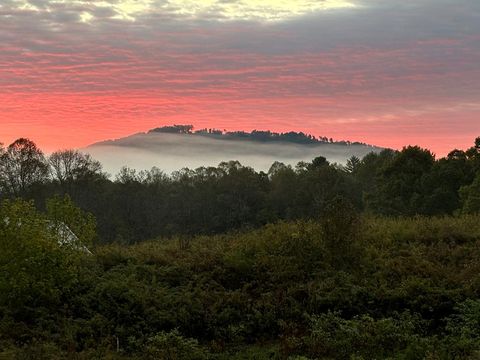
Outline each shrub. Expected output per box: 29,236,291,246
143,329,208,360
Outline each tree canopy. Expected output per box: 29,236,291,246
1,137,480,243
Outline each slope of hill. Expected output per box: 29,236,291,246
85,126,382,174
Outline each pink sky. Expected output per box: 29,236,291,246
1,0,479,156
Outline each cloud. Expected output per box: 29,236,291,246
0,0,479,155
1,0,356,23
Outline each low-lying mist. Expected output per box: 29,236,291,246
85,132,381,175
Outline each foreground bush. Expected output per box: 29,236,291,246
1,198,480,358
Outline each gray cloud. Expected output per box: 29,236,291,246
1,0,479,154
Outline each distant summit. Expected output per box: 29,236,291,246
86,124,383,175
148,124,373,147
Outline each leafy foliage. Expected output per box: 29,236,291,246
2,200,480,358
144,329,208,360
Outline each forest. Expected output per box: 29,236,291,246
1,136,480,359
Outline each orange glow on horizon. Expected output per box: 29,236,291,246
1,92,478,157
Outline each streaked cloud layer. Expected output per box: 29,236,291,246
1,0,479,154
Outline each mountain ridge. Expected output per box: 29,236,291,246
90,124,381,149
85,125,384,174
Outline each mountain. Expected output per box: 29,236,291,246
85,125,383,174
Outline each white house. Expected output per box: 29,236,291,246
3,217,91,254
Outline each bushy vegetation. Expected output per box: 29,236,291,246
1,196,480,359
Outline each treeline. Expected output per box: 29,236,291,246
149,124,369,145
1,137,480,244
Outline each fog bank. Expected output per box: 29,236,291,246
85,133,381,175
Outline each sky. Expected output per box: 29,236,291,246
1,0,479,156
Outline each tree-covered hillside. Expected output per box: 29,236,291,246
87,125,380,175
148,124,370,146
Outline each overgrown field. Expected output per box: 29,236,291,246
1,199,480,359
